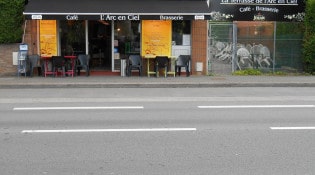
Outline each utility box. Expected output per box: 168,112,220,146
196,62,203,72
12,52,18,65
17,44,28,77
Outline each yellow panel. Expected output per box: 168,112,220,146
141,20,172,57
39,20,57,56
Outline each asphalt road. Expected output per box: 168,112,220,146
1,87,315,175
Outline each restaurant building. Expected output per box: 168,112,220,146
22,0,211,76
19,0,305,76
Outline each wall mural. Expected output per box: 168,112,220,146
211,41,273,70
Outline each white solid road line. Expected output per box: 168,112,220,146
13,106,144,111
270,127,315,130
198,105,315,109
21,128,197,134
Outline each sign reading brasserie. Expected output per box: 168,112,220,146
209,0,305,21
100,14,208,21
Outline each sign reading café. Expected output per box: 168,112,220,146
209,0,305,21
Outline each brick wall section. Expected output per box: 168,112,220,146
0,20,36,76
0,43,20,76
191,20,208,75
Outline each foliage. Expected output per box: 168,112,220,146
232,69,262,75
303,0,315,74
277,22,304,35
0,0,24,43
272,71,287,76
276,22,304,39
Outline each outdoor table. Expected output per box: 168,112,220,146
143,55,176,77
64,55,77,77
143,55,156,77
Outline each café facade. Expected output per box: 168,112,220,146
21,0,305,76
22,0,212,76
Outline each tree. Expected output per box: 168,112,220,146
303,0,315,73
0,0,24,43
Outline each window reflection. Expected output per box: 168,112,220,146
172,21,191,46
60,20,86,56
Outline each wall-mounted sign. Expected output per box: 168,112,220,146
66,15,79,20
195,15,205,20
101,14,140,21
141,15,210,20
160,15,184,20
25,14,211,20
209,0,305,21
31,15,42,19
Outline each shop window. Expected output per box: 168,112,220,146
60,20,86,56
114,21,141,57
172,21,191,46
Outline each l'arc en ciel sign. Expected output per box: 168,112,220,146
101,14,140,21
209,0,305,21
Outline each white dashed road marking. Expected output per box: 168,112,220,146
13,106,144,111
21,128,197,134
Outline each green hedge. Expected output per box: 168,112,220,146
0,0,24,43
303,0,315,74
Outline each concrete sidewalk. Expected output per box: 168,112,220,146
0,75,315,88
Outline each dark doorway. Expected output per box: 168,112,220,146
88,20,112,70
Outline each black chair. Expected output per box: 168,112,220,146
28,54,42,77
51,56,65,77
76,54,90,76
175,55,190,77
127,55,142,76
154,56,169,77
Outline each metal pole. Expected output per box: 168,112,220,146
232,21,237,72
85,20,89,55
22,20,27,43
273,22,276,73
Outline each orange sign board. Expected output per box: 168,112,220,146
141,20,172,57
39,20,57,56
